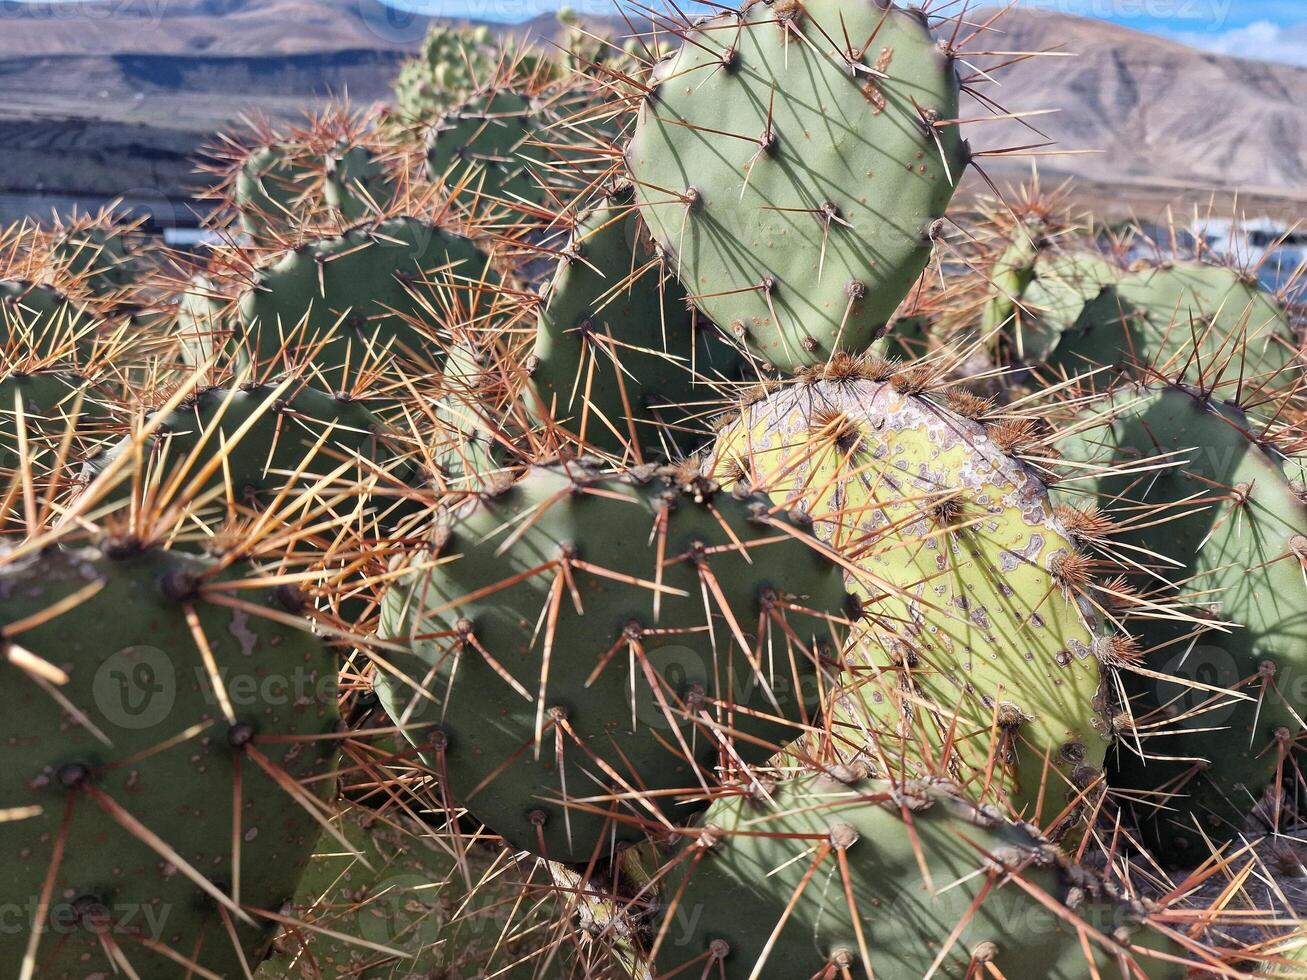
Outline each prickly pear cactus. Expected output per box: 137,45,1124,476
627,0,965,370
235,217,498,393
711,358,1112,832
235,143,319,242
322,143,389,222
653,770,1186,978
394,24,498,121
1054,383,1307,865
1014,250,1122,363
87,383,404,531
1,280,93,358
377,461,850,862
427,89,550,207
527,194,742,459
255,807,559,979
0,542,339,978
49,223,144,299
426,338,507,493
175,273,230,368
0,371,113,482
1046,261,1296,390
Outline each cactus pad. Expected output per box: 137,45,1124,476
1054,383,1307,864
627,0,965,370
653,771,1185,978
712,361,1111,831
377,461,849,862
0,543,339,977
527,196,742,459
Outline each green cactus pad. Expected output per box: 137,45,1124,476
50,225,144,299
255,808,559,979
322,144,391,223
1046,262,1296,390
87,383,407,535
1054,384,1307,864
1,280,94,359
394,24,498,121
1016,251,1122,363
0,543,339,978
0,371,114,479
236,144,320,242
627,0,965,371
427,90,551,208
712,365,1111,833
377,461,849,862
235,217,498,394
654,771,1186,978
527,196,742,459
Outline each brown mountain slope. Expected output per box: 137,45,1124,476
0,1,1302,216
970,8,1307,197
0,0,432,55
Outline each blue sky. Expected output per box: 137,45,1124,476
388,0,1307,65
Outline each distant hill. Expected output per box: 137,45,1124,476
0,1,1302,222
968,8,1307,198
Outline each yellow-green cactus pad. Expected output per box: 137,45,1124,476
711,365,1111,831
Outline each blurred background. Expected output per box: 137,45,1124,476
0,0,1301,276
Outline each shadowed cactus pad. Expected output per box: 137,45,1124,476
48,223,145,300
0,371,114,481
527,195,742,459
255,807,565,979
1054,383,1307,864
0,543,339,978
1046,261,1297,391
1,280,94,358
712,360,1111,832
377,461,850,862
653,771,1186,978
627,0,965,371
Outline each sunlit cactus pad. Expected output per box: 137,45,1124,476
628,0,965,370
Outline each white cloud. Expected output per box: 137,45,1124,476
1165,20,1307,65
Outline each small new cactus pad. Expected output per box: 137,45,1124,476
1046,261,1296,390
87,383,404,531
175,274,230,367
1054,383,1307,864
255,807,560,978
627,0,965,371
712,360,1111,832
0,543,339,977
427,90,550,207
653,771,1186,978
527,195,742,459
377,461,849,862
980,230,1044,338
236,217,498,392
